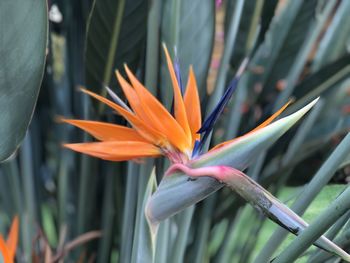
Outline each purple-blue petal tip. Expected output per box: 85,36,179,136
173,47,184,95
195,58,249,154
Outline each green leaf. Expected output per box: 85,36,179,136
85,0,147,94
253,185,347,263
0,0,48,161
245,0,317,104
120,162,139,263
146,98,318,224
255,132,350,262
160,0,215,106
273,186,350,263
225,0,264,69
293,54,350,102
312,0,350,70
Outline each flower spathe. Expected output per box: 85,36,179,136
63,46,287,164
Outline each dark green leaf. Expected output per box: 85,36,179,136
0,0,48,161
85,0,147,94
245,0,317,103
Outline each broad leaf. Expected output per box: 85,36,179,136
0,0,48,161
85,0,147,94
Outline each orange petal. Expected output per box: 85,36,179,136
64,141,161,161
61,119,148,142
80,88,168,147
115,71,152,123
162,44,192,141
184,66,201,144
6,216,18,261
0,235,12,263
123,65,191,152
211,100,292,151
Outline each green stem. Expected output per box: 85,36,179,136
120,163,139,263
97,164,117,263
192,194,217,263
308,214,350,262
19,133,37,261
155,220,170,263
170,206,195,263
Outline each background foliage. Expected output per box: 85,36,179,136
0,0,350,262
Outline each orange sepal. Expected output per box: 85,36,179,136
6,216,18,260
123,65,191,152
60,119,148,142
63,141,161,161
162,45,192,141
80,88,168,147
0,235,12,263
184,66,201,144
115,71,151,123
211,100,292,151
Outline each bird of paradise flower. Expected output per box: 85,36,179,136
62,46,350,261
0,216,18,263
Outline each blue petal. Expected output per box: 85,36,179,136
174,61,184,95
170,47,184,115
173,47,184,95
196,58,248,154
191,139,201,158
197,77,239,134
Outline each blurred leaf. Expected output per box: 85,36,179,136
225,0,264,69
251,0,278,56
273,186,350,262
293,54,350,102
303,79,350,142
131,168,157,263
85,0,147,95
0,0,48,161
253,184,346,262
160,0,215,105
256,133,350,262
312,0,350,70
120,163,139,263
245,0,317,103
147,99,318,223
